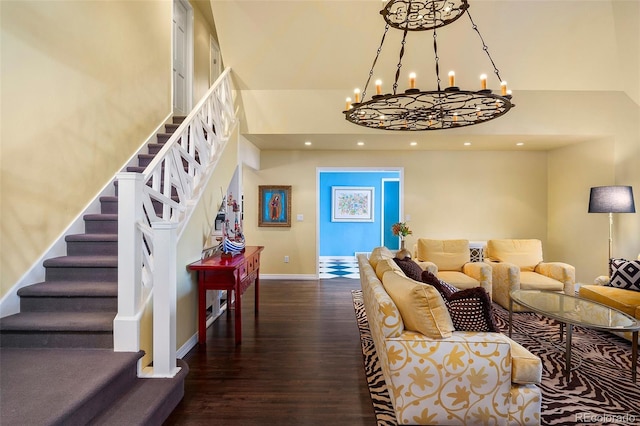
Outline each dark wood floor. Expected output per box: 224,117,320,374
163,278,376,425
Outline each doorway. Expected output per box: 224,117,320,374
173,0,193,115
317,168,403,279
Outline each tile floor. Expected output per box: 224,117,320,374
318,256,360,279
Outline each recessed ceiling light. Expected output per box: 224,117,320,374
304,141,312,146
410,141,418,146
516,142,524,146
357,141,365,146
463,142,472,146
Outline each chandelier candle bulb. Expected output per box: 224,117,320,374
346,97,352,110
354,88,360,103
375,80,382,95
409,72,416,89
501,81,508,95
448,71,455,87
480,74,487,90
453,113,458,122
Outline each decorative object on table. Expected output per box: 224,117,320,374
222,192,245,256
391,221,412,259
258,185,292,227
342,0,514,131
588,185,636,273
331,186,374,222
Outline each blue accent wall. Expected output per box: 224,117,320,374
319,171,400,256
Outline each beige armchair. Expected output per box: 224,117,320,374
413,238,492,296
485,239,575,311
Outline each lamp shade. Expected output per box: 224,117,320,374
588,186,636,213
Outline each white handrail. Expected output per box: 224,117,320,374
114,68,236,377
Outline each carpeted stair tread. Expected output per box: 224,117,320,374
0,311,115,331
83,213,118,221
43,255,118,268
66,233,118,242
17,280,118,298
92,359,189,425
0,348,143,426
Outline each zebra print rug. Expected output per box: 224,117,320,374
352,290,640,426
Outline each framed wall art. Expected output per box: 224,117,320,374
331,186,374,222
258,185,291,227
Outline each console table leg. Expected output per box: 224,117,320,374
255,270,260,314
198,275,206,345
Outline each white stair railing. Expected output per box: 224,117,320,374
114,68,236,377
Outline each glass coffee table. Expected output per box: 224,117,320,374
509,289,640,383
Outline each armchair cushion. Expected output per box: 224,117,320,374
519,271,565,292
438,270,481,290
579,285,640,318
416,238,470,271
486,239,543,272
609,258,640,291
382,270,454,339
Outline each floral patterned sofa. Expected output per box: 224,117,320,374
358,247,542,425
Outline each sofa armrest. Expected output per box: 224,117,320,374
384,332,515,424
536,262,575,295
462,262,492,295
415,260,437,274
486,260,520,309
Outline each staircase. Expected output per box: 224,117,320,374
0,117,189,425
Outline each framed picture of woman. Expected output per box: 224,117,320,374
258,185,292,227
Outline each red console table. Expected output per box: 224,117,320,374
188,246,264,345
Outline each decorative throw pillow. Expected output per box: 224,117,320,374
382,270,454,339
421,271,498,332
393,258,423,282
608,259,640,291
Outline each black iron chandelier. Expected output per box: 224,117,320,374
343,0,514,131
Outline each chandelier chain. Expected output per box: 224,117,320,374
465,9,503,83
361,23,391,101
393,30,409,95
432,10,441,91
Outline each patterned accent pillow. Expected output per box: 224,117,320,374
608,259,640,291
393,258,423,282
421,270,498,332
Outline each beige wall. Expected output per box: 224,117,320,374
191,0,216,101
0,1,172,294
244,150,551,276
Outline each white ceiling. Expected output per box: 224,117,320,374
207,0,639,151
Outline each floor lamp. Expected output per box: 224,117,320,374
588,185,636,274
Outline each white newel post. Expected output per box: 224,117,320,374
113,173,144,352
151,221,180,377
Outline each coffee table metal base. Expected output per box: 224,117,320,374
509,297,638,383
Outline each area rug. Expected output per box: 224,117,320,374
352,290,640,426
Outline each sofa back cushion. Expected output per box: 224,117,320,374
486,239,543,272
382,270,454,338
376,258,402,281
416,239,470,272
369,246,394,269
